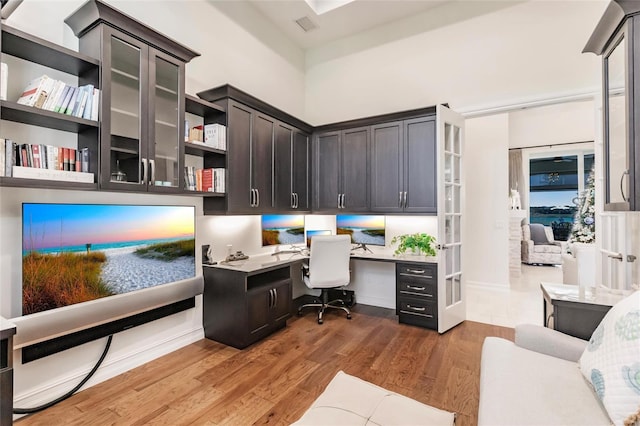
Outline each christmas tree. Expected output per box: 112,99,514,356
568,165,595,245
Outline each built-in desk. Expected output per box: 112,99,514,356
1,317,16,426
541,282,628,340
202,252,438,348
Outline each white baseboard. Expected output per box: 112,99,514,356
13,326,204,412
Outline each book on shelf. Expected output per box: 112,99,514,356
188,125,204,143
5,139,14,177
184,166,225,192
65,87,79,115
2,140,90,177
81,84,94,120
17,74,51,107
12,166,94,183
90,88,100,121
54,86,71,113
1,62,7,101
0,139,4,177
43,80,65,111
204,123,226,150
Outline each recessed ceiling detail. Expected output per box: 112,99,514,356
295,15,318,32
304,0,355,15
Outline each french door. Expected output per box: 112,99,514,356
437,105,466,333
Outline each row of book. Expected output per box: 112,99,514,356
184,166,225,193
16,75,99,121
185,122,226,151
1,138,90,177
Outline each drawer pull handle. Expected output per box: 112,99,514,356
400,273,433,279
407,285,425,291
406,305,426,312
406,269,425,274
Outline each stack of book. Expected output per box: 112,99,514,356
16,75,100,121
0,138,92,183
184,166,225,193
185,122,226,151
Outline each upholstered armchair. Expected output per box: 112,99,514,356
521,224,562,265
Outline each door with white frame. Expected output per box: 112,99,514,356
436,105,465,333
599,212,634,292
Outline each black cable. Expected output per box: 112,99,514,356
13,334,113,415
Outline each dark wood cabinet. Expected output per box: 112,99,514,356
66,0,198,193
202,265,292,349
396,262,438,330
371,116,436,213
274,124,310,211
314,127,369,212
585,1,640,211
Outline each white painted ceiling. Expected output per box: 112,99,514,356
246,0,451,49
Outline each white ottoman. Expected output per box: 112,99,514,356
292,370,455,425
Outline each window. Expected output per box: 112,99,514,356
529,153,594,241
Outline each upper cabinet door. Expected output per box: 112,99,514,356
226,101,253,212
314,131,341,211
341,127,369,212
404,116,437,213
148,48,185,192
252,113,276,211
370,121,404,213
292,130,310,211
274,123,294,210
101,28,148,191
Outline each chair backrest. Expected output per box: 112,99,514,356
307,235,351,289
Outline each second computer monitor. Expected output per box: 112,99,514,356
336,215,386,250
261,215,305,247
305,229,332,248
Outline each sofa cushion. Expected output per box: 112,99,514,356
578,291,640,426
533,244,562,254
292,370,454,425
479,337,611,425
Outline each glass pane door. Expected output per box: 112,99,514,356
604,34,628,206
437,105,465,333
109,35,142,185
152,55,181,188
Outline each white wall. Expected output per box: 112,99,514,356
304,1,606,125
464,113,510,288
5,0,307,119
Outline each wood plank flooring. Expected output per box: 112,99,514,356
16,305,514,425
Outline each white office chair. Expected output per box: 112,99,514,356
298,235,352,324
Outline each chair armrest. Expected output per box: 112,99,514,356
515,324,587,362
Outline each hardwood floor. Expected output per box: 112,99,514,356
16,305,514,425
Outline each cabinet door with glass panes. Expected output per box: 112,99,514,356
99,27,184,192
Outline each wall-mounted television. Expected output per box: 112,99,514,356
336,214,386,251
22,203,196,316
305,229,332,248
261,214,305,247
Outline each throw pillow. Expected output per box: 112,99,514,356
579,290,640,426
529,223,550,245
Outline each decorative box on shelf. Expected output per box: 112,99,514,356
12,166,94,183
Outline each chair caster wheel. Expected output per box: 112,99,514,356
297,310,302,316
318,319,323,324
347,314,352,320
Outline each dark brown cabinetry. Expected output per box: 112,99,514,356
584,1,640,211
371,116,437,213
65,0,199,193
202,265,292,349
197,85,314,214
0,24,100,191
274,123,310,211
314,127,369,212
396,262,438,330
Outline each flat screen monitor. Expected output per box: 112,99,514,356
261,214,305,246
336,214,385,251
22,203,196,316
305,229,332,248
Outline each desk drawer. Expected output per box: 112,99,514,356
397,280,436,299
396,263,436,282
398,297,437,330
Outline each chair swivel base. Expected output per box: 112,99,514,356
298,298,352,324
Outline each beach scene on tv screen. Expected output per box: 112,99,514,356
336,215,385,246
22,204,195,316
261,215,304,246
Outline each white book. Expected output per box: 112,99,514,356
43,80,64,111
17,75,50,107
90,88,99,121
81,84,94,120
4,139,13,177
0,62,7,101
0,138,5,177
204,124,219,147
12,166,94,183
34,77,56,109
47,145,56,170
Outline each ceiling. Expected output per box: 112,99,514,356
246,0,451,49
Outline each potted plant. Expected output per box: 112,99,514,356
390,233,437,256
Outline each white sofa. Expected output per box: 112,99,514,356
562,243,596,286
478,324,611,425
521,224,563,265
